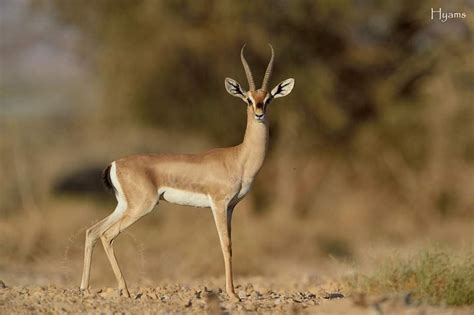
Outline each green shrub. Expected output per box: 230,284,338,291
347,248,474,306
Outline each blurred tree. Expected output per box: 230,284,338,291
42,0,471,146
38,0,473,216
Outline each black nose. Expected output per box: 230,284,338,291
255,113,264,118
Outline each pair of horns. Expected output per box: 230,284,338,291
241,44,274,92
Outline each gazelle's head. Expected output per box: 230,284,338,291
225,44,294,121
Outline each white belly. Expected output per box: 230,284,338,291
158,187,211,208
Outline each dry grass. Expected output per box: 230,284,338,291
346,247,474,306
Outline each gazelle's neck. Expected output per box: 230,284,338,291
239,106,269,179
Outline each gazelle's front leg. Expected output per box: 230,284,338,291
211,200,239,301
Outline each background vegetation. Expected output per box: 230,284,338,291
1,0,473,307
347,248,474,306
34,0,474,219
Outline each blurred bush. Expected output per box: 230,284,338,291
8,0,472,223
347,247,474,306
42,0,472,144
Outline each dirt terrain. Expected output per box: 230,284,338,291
1,279,471,314
1,274,472,314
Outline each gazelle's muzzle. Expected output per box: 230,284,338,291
255,113,265,120
253,103,265,121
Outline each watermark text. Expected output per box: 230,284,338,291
431,8,466,22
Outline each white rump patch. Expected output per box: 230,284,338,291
108,162,128,222
158,187,211,208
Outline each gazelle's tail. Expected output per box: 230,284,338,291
102,164,115,193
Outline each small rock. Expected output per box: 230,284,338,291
0,280,6,289
250,291,260,299
323,292,344,300
100,288,117,298
194,290,202,299
245,283,254,292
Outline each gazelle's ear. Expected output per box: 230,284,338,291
225,78,247,101
270,78,294,99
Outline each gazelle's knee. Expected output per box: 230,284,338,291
85,227,100,246
99,232,113,247
101,226,120,245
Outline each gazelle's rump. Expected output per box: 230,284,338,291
107,162,128,223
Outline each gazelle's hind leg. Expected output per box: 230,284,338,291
80,161,157,295
80,201,155,296
80,205,126,292
99,207,155,297
80,219,103,291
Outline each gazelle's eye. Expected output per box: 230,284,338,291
247,98,252,105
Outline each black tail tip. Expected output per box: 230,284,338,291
102,164,115,192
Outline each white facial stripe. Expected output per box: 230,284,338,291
158,187,210,208
248,94,255,105
264,94,271,104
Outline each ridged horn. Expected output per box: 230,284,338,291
261,44,274,91
241,44,255,91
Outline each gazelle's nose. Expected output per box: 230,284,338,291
255,113,265,120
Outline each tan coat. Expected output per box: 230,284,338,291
80,45,294,301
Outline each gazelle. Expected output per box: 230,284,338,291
80,44,294,301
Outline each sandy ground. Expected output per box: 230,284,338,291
1,277,472,314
